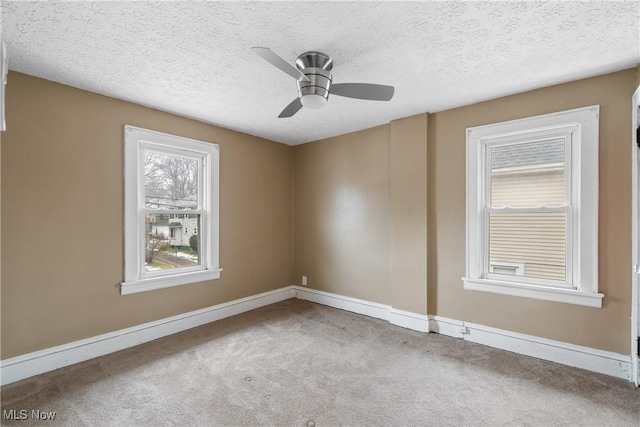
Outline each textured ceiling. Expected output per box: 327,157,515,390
1,1,639,145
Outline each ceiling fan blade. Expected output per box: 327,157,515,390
278,98,303,118
251,47,310,82
330,83,394,101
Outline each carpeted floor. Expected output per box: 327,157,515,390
1,299,639,426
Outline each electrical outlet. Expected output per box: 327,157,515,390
301,276,308,286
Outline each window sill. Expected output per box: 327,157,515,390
462,277,603,308
121,268,222,295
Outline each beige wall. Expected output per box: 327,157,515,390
1,72,293,359
389,115,428,313
429,69,637,354
295,69,635,354
293,115,428,314
293,125,392,304
3,67,637,360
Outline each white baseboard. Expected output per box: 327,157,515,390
293,286,391,321
429,315,632,381
428,315,465,338
2,285,633,385
389,308,430,333
294,288,631,381
0,286,296,386
293,286,430,333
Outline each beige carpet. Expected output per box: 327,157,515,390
1,299,639,426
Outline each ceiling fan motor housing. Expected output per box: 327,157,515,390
296,51,333,108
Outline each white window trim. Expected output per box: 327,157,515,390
463,105,603,308
121,125,221,295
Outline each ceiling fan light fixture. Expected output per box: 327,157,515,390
300,93,327,109
252,47,394,118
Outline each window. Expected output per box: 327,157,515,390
463,106,602,307
122,125,221,295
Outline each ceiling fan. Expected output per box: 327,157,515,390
251,47,395,118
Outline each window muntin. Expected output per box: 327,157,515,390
122,125,220,295
463,106,602,307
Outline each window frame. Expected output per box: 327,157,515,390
463,106,603,308
483,131,574,289
122,125,221,295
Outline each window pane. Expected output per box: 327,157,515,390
144,151,199,210
144,213,200,273
488,212,566,282
490,139,565,208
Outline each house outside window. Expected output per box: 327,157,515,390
122,125,221,295
463,106,602,307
